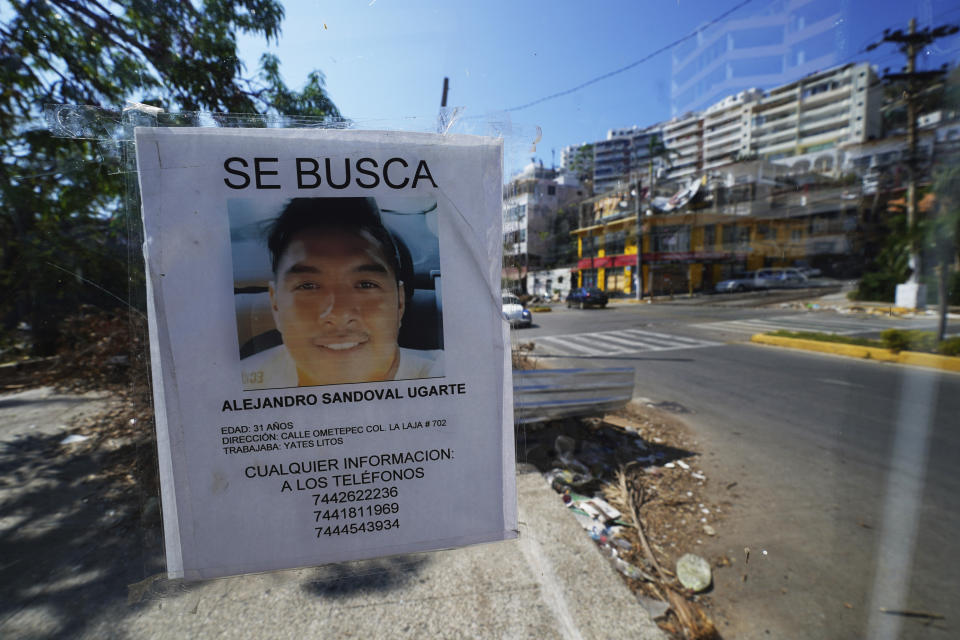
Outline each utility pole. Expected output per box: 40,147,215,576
867,18,958,309
635,176,643,300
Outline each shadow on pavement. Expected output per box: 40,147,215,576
0,396,96,410
0,428,168,638
517,415,699,487
0,399,430,637
302,555,429,599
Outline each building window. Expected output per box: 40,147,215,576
606,230,626,255
722,224,736,248
652,225,690,252
505,204,526,222
581,235,599,258
504,229,526,246
548,185,556,195
703,224,716,249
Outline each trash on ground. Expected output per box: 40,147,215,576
524,408,723,639
545,467,592,491
577,496,622,523
613,556,656,582
636,595,671,619
60,433,90,445
676,553,712,592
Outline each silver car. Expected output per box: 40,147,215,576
715,268,808,293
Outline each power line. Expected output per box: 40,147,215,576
505,0,755,112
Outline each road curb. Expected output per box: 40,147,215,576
750,334,960,372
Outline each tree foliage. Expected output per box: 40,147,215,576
0,0,342,354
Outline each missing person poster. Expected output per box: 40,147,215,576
134,128,516,580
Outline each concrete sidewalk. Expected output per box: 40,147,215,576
0,387,663,639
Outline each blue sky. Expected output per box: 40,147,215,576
238,0,960,175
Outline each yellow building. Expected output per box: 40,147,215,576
572,168,862,296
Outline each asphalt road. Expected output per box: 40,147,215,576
517,300,960,639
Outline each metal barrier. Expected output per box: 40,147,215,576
512,367,635,425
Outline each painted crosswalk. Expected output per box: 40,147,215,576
532,328,722,357
691,314,942,337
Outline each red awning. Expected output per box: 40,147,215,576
577,258,594,270
613,254,638,267
593,256,614,268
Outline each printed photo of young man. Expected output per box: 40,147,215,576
236,197,443,389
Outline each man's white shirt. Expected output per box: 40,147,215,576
240,344,443,390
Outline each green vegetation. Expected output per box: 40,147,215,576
767,329,960,357
879,329,960,356
1,0,341,355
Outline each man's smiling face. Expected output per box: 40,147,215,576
268,227,404,386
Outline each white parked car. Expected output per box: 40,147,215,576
502,294,532,328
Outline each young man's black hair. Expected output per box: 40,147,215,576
266,197,404,288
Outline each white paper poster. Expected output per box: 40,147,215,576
135,128,516,580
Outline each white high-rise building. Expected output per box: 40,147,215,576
662,114,703,182
743,62,881,172
702,89,764,170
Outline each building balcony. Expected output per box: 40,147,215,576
801,85,852,109
754,128,796,147
754,111,797,131
704,142,739,161
755,100,798,118
704,155,737,170
664,121,700,137
705,120,739,139
800,113,848,135
797,127,850,149
704,128,740,148
801,99,851,121
757,138,799,156
705,111,739,129
668,133,702,146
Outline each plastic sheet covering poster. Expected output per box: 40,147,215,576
134,128,516,580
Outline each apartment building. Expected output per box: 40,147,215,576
743,62,881,172
662,114,703,183
502,161,584,287
592,125,662,195
559,142,595,193
702,89,764,171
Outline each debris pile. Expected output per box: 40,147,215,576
511,341,537,370
1,306,146,393
518,409,726,639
